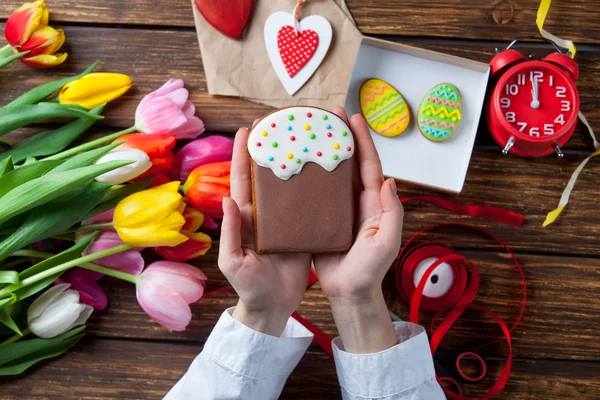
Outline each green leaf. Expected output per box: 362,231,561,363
0,45,13,59
0,156,13,177
0,106,105,164
85,176,152,219
0,308,21,336
0,103,104,136
0,183,110,261
9,233,98,302
0,160,130,226
0,302,26,335
49,141,122,174
0,294,16,308
0,51,29,69
0,159,63,198
5,61,98,108
0,271,18,285
0,326,85,375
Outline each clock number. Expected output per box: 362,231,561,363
549,75,554,87
500,98,511,108
530,71,544,82
529,127,540,137
544,124,555,135
556,86,567,98
561,100,571,111
517,74,526,85
517,122,527,132
505,84,519,95
555,114,566,125
505,112,516,122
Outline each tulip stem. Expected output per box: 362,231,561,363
0,328,31,347
0,244,133,298
79,262,139,284
45,125,137,161
71,222,114,232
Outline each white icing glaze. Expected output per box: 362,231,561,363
248,107,355,180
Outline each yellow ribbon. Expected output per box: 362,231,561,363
536,0,577,57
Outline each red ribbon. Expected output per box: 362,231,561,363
395,223,526,399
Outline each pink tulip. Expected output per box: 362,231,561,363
136,261,207,331
135,79,205,140
56,269,108,310
202,215,219,230
171,136,233,182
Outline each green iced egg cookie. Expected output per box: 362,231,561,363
417,83,462,142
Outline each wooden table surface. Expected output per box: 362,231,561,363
1,1,600,399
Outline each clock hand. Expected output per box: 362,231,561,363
530,76,540,109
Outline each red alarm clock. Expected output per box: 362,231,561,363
486,39,580,158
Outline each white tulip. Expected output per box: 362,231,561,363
27,283,93,339
94,148,152,185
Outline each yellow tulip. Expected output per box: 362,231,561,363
114,182,189,247
59,73,132,109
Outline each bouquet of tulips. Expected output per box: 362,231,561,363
0,57,234,375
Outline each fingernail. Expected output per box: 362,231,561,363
389,179,397,194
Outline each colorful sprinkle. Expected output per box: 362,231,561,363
333,143,340,150
306,112,312,118
347,146,352,151
327,132,332,137
256,142,262,147
304,124,311,131
268,156,274,161
302,147,308,152
309,133,316,139
287,126,293,131
316,151,322,157
271,123,276,128
322,114,328,120
272,142,278,148
326,124,331,129
288,115,294,121
287,153,293,159
261,130,268,137
281,164,286,169
295,158,301,164
290,135,296,141
341,130,348,136
332,154,339,160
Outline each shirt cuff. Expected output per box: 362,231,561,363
332,321,436,398
202,307,314,379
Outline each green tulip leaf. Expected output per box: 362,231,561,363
0,156,13,177
0,308,21,336
0,105,105,164
0,326,85,376
85,176,152,219
0,103,104,136
0,183,110,261
0,51,30,69
0,271,19,285
0,160,131,226
5,61,98,108
0,159,62,198
0,294,17,309
49,141,122,174
0,302,27,335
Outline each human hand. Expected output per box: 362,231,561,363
219,128,312,337
313,107,404,353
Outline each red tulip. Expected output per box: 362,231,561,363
171,136,233,182
5,0,49,46
113,133,176,176
183,161,231,218
154,207,212,262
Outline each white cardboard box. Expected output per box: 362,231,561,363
344,37,490,194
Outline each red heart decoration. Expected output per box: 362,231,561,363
277,25,319,78
195,0,254,39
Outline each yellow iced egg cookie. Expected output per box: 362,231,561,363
360,79,410,137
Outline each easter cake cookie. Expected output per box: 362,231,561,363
360,78,410,137
248,106,355,253
417,83,462,142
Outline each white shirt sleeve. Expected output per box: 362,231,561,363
332,321,445,400
164,308,314,400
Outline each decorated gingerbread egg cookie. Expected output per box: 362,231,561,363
360,79,410,137
417,83,462,142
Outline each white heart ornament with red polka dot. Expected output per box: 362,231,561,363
264,11,332,96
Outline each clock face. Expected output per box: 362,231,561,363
498,63,577,138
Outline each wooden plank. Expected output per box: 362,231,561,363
0,25,599,151
80,247,600,362
1,0,599,44
0,338,598,399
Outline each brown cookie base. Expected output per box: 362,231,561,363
251,159,354,254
